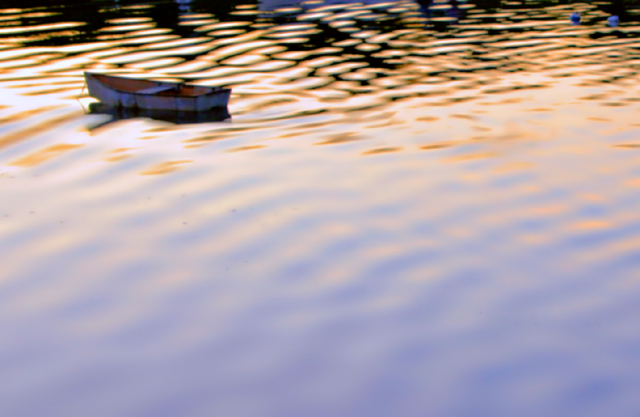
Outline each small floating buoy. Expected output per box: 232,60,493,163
607,15,619,27
570,12,581,25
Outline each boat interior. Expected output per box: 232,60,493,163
90,73,216,97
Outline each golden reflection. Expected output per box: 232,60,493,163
572,220,611,230
97,24,156,33
0,49,58,61
614,144,640,149
494,161,534,172
420,143,453,151
141,160,192,175
4,30,82,44
108,147,138,155
111,29,174,40
227,145,267,152
222,54,268,66
317,62,367,76
416,116,439,122
266,29,320,39
180,18,218,27
209,29,246,37
22,87,79,96
450,114,477,121
530,205,567,216
127,57,186,70
366,117,404,129
362,147,402,155
205,39,273,61
103,49,205,65
0,105,64,126
107,17,154,25
625,178,640,188
601,102,629,107
9,144,83,167
158,59,214,74
278,37,310,44
195,22,250,33
315,132,363,145
0,111,82,150
472,133,524,141
0,22,86,35
446,152,499,162
105,154,132,162
472,126,492,132
580,194,606,203
272,51,309,60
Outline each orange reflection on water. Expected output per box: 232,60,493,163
104,147,138,162
445,152,499,163
315,132,363,145
572,220,612,230
9,143,82,167
140,160,193,175
0,109,79,149
0,22,86,35
362,146,402,155
227,144,267,152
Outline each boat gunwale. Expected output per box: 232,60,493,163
84,72,230,98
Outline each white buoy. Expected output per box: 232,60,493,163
570,12,581,25
607,15,619,27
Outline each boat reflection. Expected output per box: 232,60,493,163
88,102,231,128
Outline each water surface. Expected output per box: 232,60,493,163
2,0,640,416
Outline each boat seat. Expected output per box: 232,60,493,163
137,84,177,94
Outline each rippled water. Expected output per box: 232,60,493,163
2,0,640,415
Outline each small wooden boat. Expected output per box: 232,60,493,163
84,72,231,111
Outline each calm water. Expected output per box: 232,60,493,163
2,0,640,415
